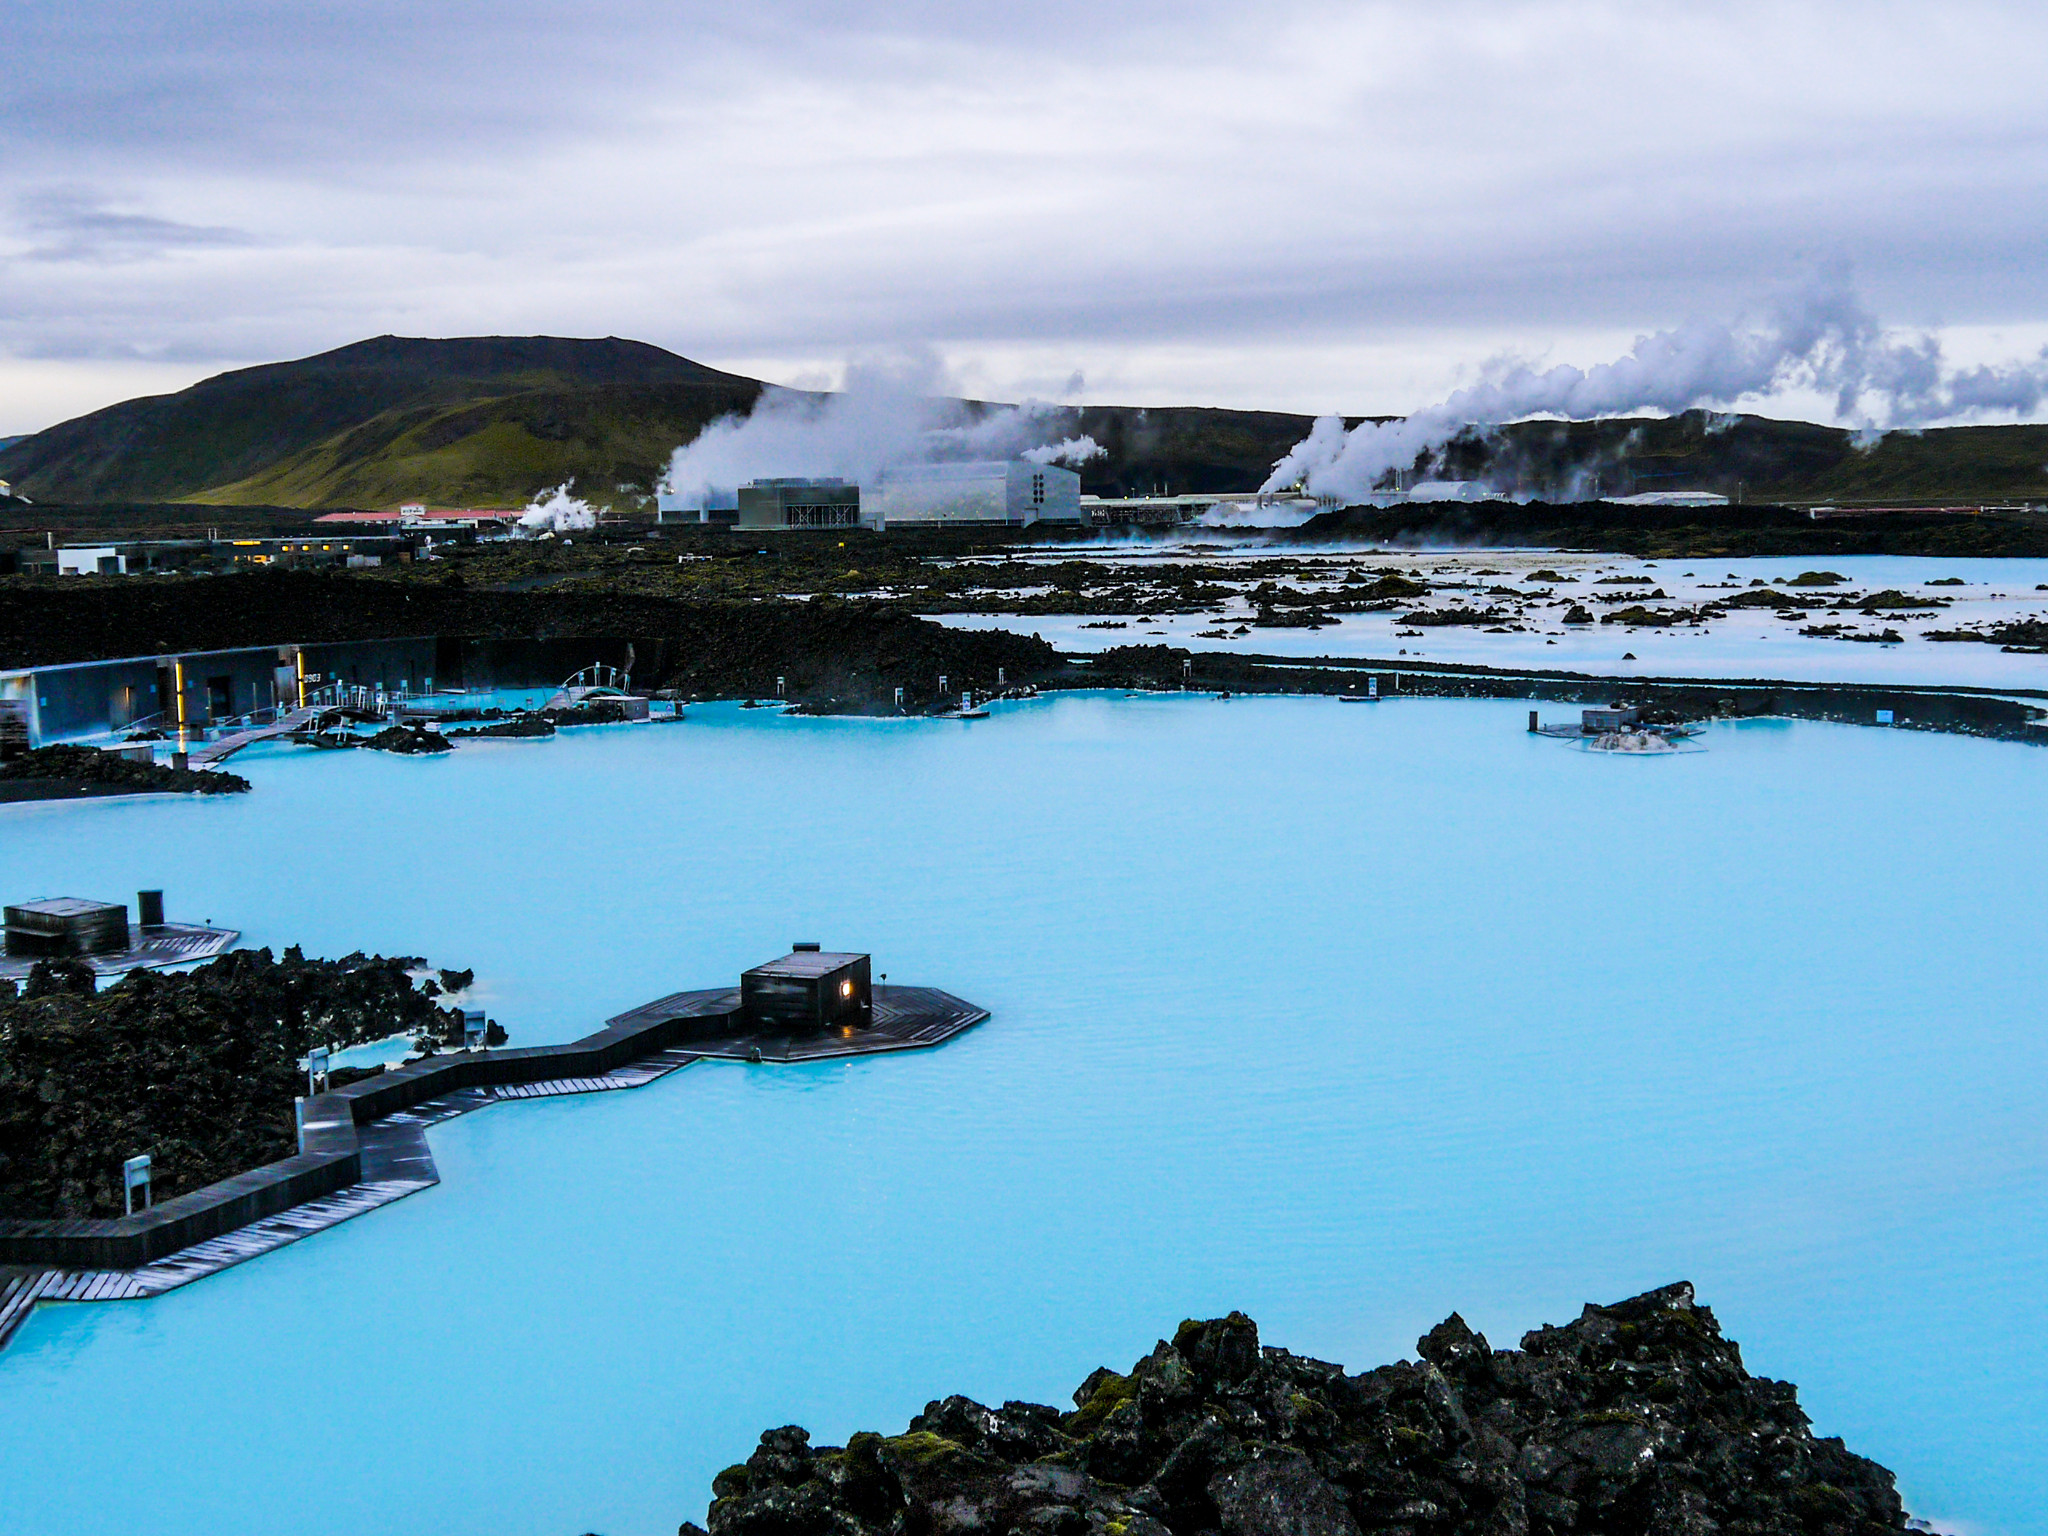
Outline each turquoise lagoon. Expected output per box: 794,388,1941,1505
0,695,2043,1536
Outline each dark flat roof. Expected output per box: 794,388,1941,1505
6,897,123,919
746,951,866,979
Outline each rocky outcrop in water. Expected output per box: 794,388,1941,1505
0,744,248,797
545,700,629,726
686,1285,1921,1536
362,723,452,753
448,713,556,738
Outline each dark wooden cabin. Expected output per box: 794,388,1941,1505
740,944,873,1031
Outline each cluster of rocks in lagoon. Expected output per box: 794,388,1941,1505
684,1285,1925,1536
0,743,249,801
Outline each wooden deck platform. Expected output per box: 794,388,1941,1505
604,983,989,1062
0,923,241,983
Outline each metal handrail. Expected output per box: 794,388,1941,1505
558,663,633,694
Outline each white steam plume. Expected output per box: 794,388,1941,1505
661,351,1093,511
1263,267,2048,502
516,482,598,534
1023,435,1106,467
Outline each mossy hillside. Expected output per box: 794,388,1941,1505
191,381,763,512
0,337,762,510
1428,409,2048,504
16,336,2048,517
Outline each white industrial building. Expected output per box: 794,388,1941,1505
864,460,1081,528
658,459,1083,528
57,545,128,575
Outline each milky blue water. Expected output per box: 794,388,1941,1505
1,696,2043,1536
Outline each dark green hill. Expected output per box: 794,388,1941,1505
1438,411,2048,504
1068,406,1346,496
1070,407,2048,504
5,335,2048,514
0,336,762,510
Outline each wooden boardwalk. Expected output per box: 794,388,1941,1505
0,1050,701,1349
604,985,989,1063
0,989,984,1349
188,705,330,766
0,1179,433,1345
679,988,988,1061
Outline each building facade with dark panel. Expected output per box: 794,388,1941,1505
740,945,873,1030
734,479,862,531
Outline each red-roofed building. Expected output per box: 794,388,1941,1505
313,506,514,530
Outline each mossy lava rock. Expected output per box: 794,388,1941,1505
686,1284,1918,1536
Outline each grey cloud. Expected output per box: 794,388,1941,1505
0,0,1237,174
14,190,255,263
3,0,2048,426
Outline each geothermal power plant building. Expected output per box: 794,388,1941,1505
863,460,1081,528
734,478,862,530
673,460,1082,529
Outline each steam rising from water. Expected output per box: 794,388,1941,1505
1263,267,2048,502
662,352,1099,511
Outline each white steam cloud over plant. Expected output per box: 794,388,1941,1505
1264,267,2048,503
1023,436,1106,467
661,351,1098,511
516,482,598,534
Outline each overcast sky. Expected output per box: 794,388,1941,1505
4,0,2048,434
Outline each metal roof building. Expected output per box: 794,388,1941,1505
865,460,1081,528
734,478,862,531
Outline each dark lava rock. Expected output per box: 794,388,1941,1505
447,712,556,738
1252,606,1340,628
0,946,461,1217
1399,607,1507,628
362,723,452,753
1852,590,1947,613
686,1285,1925,1536
1928,617,2048,647
1601,605,1697,628
545,700,629,726
0,743,249,795
1712,588,1822,611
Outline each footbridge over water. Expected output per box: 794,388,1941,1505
186,704,347,766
